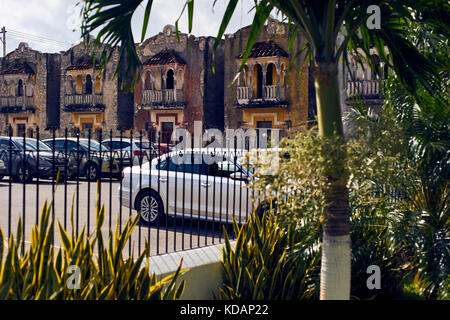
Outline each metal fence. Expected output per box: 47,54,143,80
0,125,269,257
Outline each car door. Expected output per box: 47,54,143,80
156,152,204,219
213,155,252,224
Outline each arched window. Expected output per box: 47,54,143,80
370,54,381,80
17,80,24,97
239,65,249,87
9,81,15,96
166,69,174,90
1,81,7,96
266,63,276,86
252,64,263,99
280,63,286,86
76,75,83,94
144,71,152,90
85,75,93,94
154,69,162,90
94,75,102,94
176,69,184,90
66,76,73,95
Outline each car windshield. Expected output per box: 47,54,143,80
14,138,52,152
135,142,152,149
79,140,110,151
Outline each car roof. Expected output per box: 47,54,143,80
0,136,38,140
101,138,150,143
42,137,96,142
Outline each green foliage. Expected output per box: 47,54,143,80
0,183,185,300
349,198,406,299
382,74,450,300
218,212,321,300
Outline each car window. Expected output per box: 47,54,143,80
52,140,66,151
135,142,151,149
120,141,131,149
158,153,208,175
0,139,13,150
79,140,110,151
102,140,121,150
14,139,52,152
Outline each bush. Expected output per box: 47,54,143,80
217,211,321,300
0,184,185,300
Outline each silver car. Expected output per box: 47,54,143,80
119,148,261,225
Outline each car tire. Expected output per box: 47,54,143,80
136,191,165,226
16,165,33,183
85,163,100,181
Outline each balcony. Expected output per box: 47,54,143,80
235,84,287,109
346,79,384,101
0,96,36,114
63,94,105,112
142,89,185,110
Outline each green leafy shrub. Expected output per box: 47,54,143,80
0,184,185,300
218,211,321,300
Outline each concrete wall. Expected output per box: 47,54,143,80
148,242,233,300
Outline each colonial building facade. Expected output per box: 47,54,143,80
59,39,134,138
0,20,334,141
133,25,225,142
223,18,315,137
0,42,60,138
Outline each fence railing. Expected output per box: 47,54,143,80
64,94,104,106
142,89,183,106
0,126,272,258
0,96,34,108
346,79,384,99
236,85,285,104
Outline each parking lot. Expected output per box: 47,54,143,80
0,177,230,257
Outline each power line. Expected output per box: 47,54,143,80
8,34,68,51
6,28,74,46
8,33,69,49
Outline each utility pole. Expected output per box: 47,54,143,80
0,27,6,57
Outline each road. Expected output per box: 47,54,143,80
0,177,230,257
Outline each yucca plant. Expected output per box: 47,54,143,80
0,183,185,300
218,211,321,300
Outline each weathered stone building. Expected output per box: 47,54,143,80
133,25,225,143
0,42,60,138
223,18,315,137
59,39,134,137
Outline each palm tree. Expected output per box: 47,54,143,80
80,0,448,299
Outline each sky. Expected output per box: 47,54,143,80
0,0,260,55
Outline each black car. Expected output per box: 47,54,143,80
42,138,120,181
0,136,73,183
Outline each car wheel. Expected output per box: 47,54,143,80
136,191,164,226
85,163,100,181
17,166,33,183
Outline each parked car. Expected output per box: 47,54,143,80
0,136,72,182
119,148,261,225
0,159,7,180
42,138,120,181
101,138,158,168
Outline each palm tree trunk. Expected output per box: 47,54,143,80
313,62,351,300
